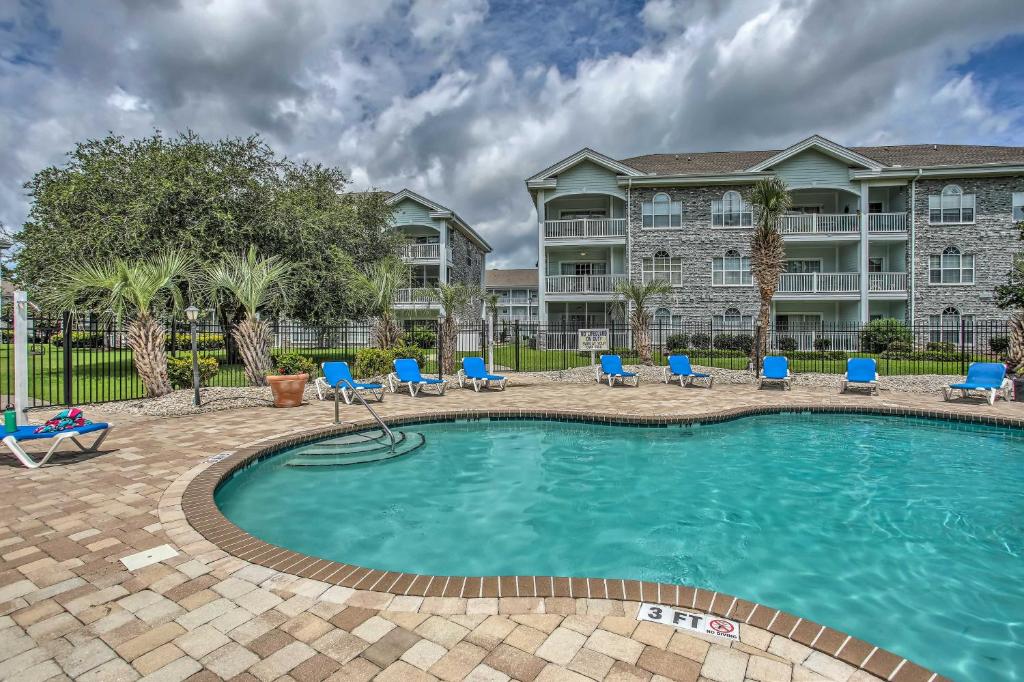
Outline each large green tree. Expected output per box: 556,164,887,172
18,131,397,324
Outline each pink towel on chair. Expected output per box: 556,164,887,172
34,408,92,434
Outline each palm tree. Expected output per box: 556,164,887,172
613,279,672,365
427,283,479,376
43,252,194,398
748,177,792,362
206,246,293,386
364,258,408,349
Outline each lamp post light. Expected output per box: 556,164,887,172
184,306,201,407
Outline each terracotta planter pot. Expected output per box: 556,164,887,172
267,373,308,408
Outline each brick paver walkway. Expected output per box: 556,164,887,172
1,379,1012,681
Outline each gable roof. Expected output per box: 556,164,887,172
746,135,883,171
385,189,492,252
485,268,538,288
621,139,1024,176
527,148,645,183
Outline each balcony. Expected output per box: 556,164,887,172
868,272,908,293
401,243,450,261
867,212,907,234
394,288,437,305
777,272,859,294
546,274,627,295
777,214,859,235
545,218,626,240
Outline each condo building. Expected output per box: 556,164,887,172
525,135,1024,343
484,268,540,323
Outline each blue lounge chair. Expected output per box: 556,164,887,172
458,357,508,392
944,362,1010,405
596,354,639,387
840,358,878,394
315,361,384,404
2,422,114,469
758,356,792,390
663,355,713,388
388,358,447,397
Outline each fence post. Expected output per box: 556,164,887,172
960,319,967,375
13,291,28,424
62,311,73,406
436,320,443,379
514,321,520,372
710,318,714,369
754,324,762,378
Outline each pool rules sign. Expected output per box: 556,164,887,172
637,603,740,642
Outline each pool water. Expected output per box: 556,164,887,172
215,415,1024,679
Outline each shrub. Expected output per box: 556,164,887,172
403,328,437,349
925,341,957,354
690,333,711,349
167,356,220,389
665,333,689,352
813,336,831,351
860,318,912,353
777,336,798,352
715,333,753,353
353,344,427,379
269,351,315,377
881,339,915,358
51,331,104,348
164,333,225,351
989,336,1010,355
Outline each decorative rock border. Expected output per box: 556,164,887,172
178,405,1009,682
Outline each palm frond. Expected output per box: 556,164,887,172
206,245,293,317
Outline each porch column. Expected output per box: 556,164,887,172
859,181,870,322
536,190,547,323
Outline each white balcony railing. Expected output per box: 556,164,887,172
395,288,436,304
777,272,860,293
867,212,907,233
868,272,908,292
545,274,627,294
777,214,859,234
544,218,627,239
401,243,446,260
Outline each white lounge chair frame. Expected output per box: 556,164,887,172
2,425,114,469
595,366,639,387
387,373,448,397
456,370,508,392
314,376,384,404
757,372,792,390
942,378,1013,405
839,373,878,395
662,367,713,388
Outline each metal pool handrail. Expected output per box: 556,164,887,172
333,378,396,452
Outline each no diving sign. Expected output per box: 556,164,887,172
637,602,740,641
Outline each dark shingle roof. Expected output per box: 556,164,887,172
485,268,538,288
620,144,1024,175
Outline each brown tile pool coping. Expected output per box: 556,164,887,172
180,404,1010,682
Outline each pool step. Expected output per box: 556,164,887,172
292,431,408,455
285,432,425,467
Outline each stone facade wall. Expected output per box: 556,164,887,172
627,185,760,322
448,225,487,316
911,176,1024,324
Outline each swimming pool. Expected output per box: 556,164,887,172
215,414,1024,679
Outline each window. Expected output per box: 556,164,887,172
711,191,752,227
642,193,682,228
867,257,884,273
784,260,822,274
712,250,752,286
713,307,753,327
929,306,974,345
928,184,975,224
560,262,607,276
641,250,683,284
1014,192,1024,221
928,246,974,284
654,308,672,325
868,202,883,214
560,209,607,219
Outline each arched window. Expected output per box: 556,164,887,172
712,250,752,285
642,192,683,228
928,246,974,284
642,250,682,284
654,308,671,323
929,306,975,345
929,184,975,224
712,191,752,227
713,307,753,327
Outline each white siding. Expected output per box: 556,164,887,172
392,197,434,226
549,160,624,200
772,150,858,194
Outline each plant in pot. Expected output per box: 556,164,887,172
267,351,315,408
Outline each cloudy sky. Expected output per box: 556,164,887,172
2,0,1023,267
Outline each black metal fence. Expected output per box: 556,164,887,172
0,316,1011,407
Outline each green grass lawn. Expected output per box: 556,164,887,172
0,342,982,406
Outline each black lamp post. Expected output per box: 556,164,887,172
185,306,201,406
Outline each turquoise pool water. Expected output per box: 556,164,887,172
215,415,1024,679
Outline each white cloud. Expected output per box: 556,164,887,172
0,0,1022,268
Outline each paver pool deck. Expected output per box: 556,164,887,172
0,379,1017,682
